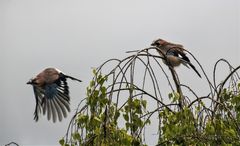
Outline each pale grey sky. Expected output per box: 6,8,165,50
0,0,239,145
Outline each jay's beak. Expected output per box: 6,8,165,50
26,80,33,85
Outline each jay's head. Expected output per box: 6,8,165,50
26,76,42,86
151,39,168,47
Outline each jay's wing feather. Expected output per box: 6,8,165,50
49,99,57,123
57,91,71,112
54,94,68,118
51,97,63,122
33,86,44,121
40,77,71,122
46,98,52,121
167,46,190,62
165,47,201,78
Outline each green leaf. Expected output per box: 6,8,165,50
97,74,103,84
59,138,65,145
145,119,151,125
94,116,101,123
172,92,180,102
141,100,147,109
77,114,88,123
93,90,99,98
90,80,95,87
73,132,81,141
114,110,120,121
206,122,215,134
123,114,129,122
125,122,131,131
100,86,107,94
93,68,97,75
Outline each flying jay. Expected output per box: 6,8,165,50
27,68,82,122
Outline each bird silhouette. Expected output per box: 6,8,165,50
27,68,82,122
151,38,201,78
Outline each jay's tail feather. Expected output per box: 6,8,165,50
178,57,201,78
64,75,82,82
188,63,202,78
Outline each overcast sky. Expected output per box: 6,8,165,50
1,0,240,145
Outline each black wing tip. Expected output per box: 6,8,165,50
34,115,39,122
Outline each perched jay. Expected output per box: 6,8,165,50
151,39,201,78
27,68,82,122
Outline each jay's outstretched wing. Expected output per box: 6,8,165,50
32,76,71,123
28,68,82,122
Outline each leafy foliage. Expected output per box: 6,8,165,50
59,48,240,145
60,70,148,146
